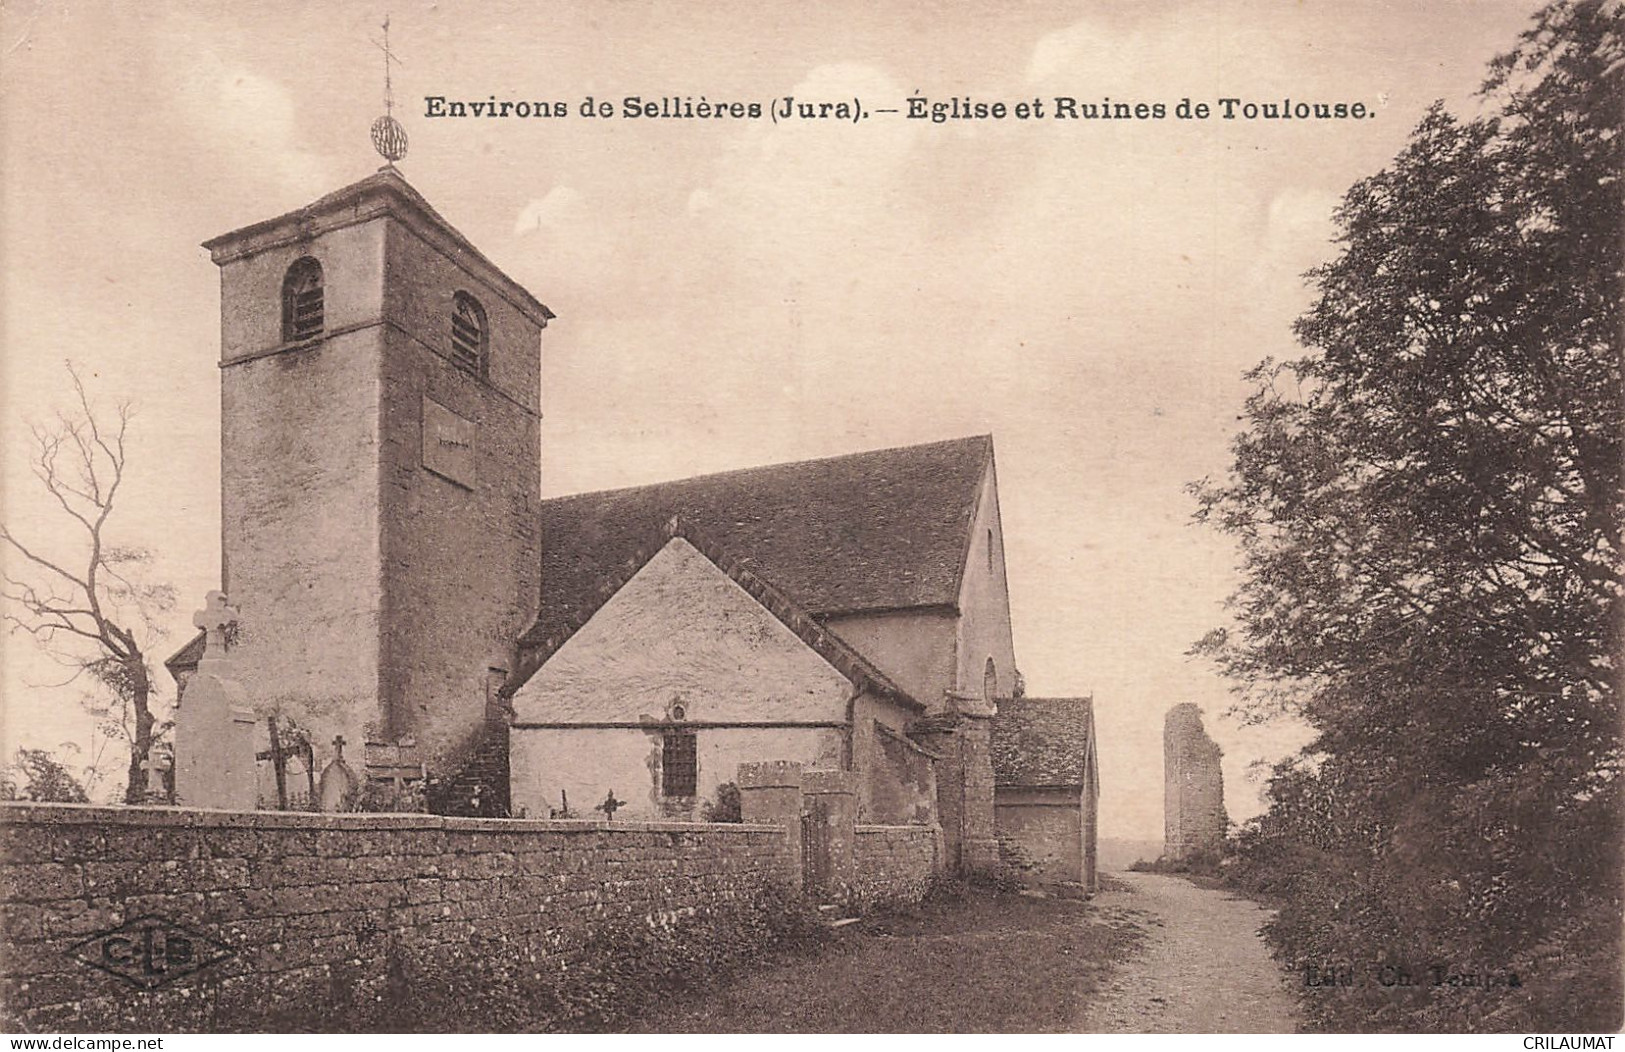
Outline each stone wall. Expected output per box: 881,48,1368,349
853,825,941,908
1163,703,1226,860
994,787,1083,884
862,720,939,825
952,465,1018,702
0,804,792,1032
375,215,543,773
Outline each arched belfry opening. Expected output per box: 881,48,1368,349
281,257,324,342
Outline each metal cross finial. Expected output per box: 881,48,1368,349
369,15,409,164
193,590,238,660
332,735,347,760
372,15,404,117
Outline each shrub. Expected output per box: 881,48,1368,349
702,781,743,823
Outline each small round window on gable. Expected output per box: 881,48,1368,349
450,291,487,376
669,703,687,722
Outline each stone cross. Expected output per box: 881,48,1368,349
172,596,257,810
193,591,238,660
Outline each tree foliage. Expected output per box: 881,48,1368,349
0,747,91,804
1194,0,1622,1032
1,364,174,804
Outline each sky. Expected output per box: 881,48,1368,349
0,0,1547,835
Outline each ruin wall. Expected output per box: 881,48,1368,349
1163,703,1226,861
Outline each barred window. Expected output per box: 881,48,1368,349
451,291,487,375
662,730,697,797
282,257,324,342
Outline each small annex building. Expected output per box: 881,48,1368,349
990,696,1100,890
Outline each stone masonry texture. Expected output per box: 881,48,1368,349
852,825,941,909
1163,703,1226,861
0,804,791,1032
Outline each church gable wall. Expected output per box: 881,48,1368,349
954,464,1017,703
820,609,956,712
510,725,842,822
511,539,854,725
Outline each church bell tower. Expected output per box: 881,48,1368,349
201,168,552,794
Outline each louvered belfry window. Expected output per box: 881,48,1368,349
662,730,698,797
451,291,486,375
281,257,324,342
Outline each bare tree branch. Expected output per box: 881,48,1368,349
2,362,167,803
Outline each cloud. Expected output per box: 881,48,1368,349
1027,20,1119,84
1264,187,1343,265
514,186,583,236
151,19,332,194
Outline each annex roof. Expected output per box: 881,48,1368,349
990,696,1096,788
523,434,994,651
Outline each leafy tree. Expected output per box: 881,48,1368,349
1194,0,1621,1032
1,364,174,804
0,747,91,804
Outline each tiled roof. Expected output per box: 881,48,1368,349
506,519,923,710
523,435,993,651
991,697,1096,787
165,631,205,677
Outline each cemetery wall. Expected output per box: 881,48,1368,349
852,824,940,907
0,803,793,1032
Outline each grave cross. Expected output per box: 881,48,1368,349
257,718,315,810
193,591,238,660
596,790,625,822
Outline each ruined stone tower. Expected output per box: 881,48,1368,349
201,169,552,789
1163,703,1226,860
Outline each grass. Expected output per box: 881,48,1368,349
621,885,1145,1033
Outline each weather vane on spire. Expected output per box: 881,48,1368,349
369,14,408,166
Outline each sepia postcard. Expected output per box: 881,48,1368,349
0,0,1618,1039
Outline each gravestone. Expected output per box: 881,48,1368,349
173,592,259,810
318,736,359,812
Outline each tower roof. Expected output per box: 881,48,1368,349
201,167,554,327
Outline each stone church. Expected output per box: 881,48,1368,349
167,167,1099,885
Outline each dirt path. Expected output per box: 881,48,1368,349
1078,871,1302,1033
